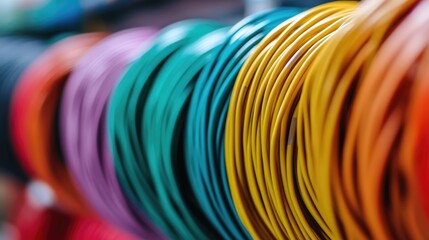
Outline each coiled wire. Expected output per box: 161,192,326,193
59,28,164,238
185,8,302,240
402,8,429,235
300,0,429,239
225,2,357,239
107,20,225,239
10,33,106,215
144,27,229,239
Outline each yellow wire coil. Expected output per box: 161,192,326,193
225,2,357,239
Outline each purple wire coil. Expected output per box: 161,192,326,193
60,27,164,239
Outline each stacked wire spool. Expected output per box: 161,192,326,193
1,0,429,239
60,28,164,239
10,33,107,215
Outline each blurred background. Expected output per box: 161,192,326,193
0,0,333,34
0,0,331,239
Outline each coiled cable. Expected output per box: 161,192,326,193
402,14,429,237
344,1,429,238
10,33,107,215
59,28,164,238
225,2,357,239
300,0,428,239
107,20,225,239
144,27,229,239
185,7,302,240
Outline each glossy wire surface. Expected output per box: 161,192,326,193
3,1,429,239
60,28,164,238
301,0,429,239
144,27,230,239
185,8,303,240
225,2,357,239
107,20,225,239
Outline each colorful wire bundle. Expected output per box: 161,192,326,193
185,8,302,240
10,33,106,215
143,27,229,238
404,19,429,237
59,28,163,238
0,37,47,182
3,0,429,239
107,20,225,239
300,0,429,239
225,2,356,239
